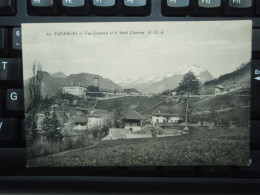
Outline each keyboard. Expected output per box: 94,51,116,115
1,0,260,194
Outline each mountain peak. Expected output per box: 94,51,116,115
52,71,67,78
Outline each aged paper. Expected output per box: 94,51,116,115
22,21,251,167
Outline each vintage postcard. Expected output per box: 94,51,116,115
22,21,251,167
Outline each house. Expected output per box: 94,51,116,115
122,110,145,132
215,85,225,96
123,88,140,96
62,86,86,97
151,106,182,126
73,117,88,131
88,109,110,128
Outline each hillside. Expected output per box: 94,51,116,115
200,62,251,95
24,72,122,104
95,96,164,116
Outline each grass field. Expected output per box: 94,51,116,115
27,125,250,167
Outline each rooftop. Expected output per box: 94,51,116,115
73,117,88,123
89,109,110,118
122,110,145,120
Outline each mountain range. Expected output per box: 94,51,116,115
116,65,214,94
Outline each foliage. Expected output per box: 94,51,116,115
41,111,63,143
175,71,200,96
27,61,44,142
27,134,96,159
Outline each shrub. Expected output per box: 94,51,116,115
158,129,163,135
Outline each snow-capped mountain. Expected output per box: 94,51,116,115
117,65,214,94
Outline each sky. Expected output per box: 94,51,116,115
22,21,252,82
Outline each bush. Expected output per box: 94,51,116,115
27,134,96,159
158,129,163,135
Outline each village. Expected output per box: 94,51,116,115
32,75,248,142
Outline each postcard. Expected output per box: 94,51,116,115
22,21,252,167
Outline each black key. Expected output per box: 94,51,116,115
252,30,260,59
60,0,90,15
92,0,118,15
28,0,58,15
193,0,223,16
256,0,260,16
251,60,260,121
20,119,25,147
0,59,20,81
6,89,24,112
225,0,254,16
0,118,17,146
234,150,260,178
122,0,151,16
161,0,193,16
197,167,233,178
0,90,2,116
0,148,25,167
0,28,8,57
251,121,260,149
12,28,21,50
0,0,16,16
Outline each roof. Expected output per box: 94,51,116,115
152,106,172,115
88,109,110,118
122,110,145,120
151,113,180,117
73,117,88,123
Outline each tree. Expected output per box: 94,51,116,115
42,111,63,143
28,61,44,142
175,71,200,130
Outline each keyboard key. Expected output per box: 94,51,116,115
0,59,20,81
162,0,192,16
0,90,2,116
124,0,146,7
12,28,21,50
251,121,260,149
167,0,189,7
0,28,8,57
31,0,53,7
28,0,58,15
229,0,252,8
252,30,260,59
60,0,90,15
0,118,17,146
93,0,115,7
122,0,151,16
6,89,24,112
92,0,118,15
194,0,223,16
62,0,85,7
0,0,16,16
198,0,221,8
256,1,260,16
251,60,260,121
225,0,254,16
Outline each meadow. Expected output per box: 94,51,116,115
28,125,249,167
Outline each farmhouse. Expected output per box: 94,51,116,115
151,106,182,127
73,117,88,131
88,109,110,128
215,85,225,96
122,110,145,132
62,86,86,97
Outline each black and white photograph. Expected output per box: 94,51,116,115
22,21,251,167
